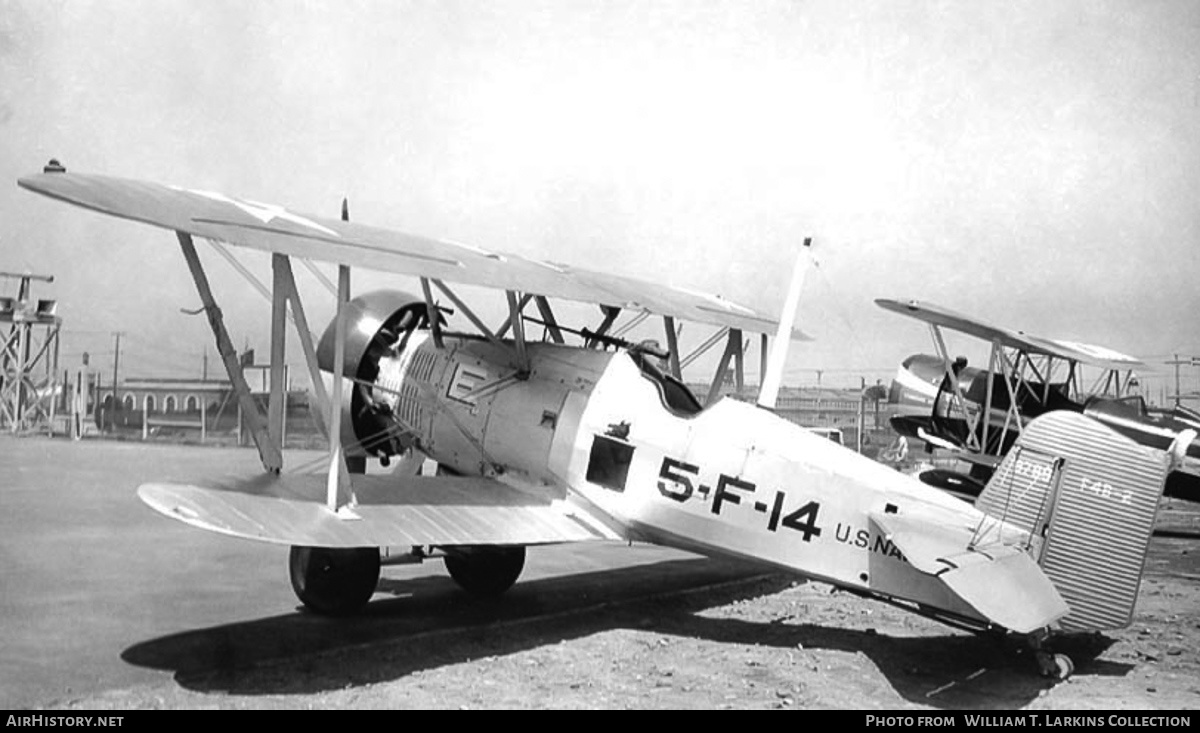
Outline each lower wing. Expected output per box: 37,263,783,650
139,473,619,548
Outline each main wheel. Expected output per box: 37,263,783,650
443,545,526,598
289,546,381,616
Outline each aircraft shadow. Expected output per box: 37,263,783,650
122,559,1129,708
121,557,790,694
644,614,1126,709
1153,528,1200,540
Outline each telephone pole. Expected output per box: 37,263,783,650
857,376,866,454
110,331,123,428
1165,354,1194,407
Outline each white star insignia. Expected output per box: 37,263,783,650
175,187,340,238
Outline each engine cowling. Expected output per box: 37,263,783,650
316,290,429,459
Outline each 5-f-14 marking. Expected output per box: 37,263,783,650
656,457,822,541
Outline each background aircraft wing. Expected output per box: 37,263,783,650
876,298,1142,370
138,473,618,548
19,168,804,337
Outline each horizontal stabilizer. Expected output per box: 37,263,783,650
870,511,1069,633
936,547,1069,634
868,511,974,575
138,473,617,548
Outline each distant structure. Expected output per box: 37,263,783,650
0,271,61,433
107,376,234,435
696,381,895,454
107,352,319,447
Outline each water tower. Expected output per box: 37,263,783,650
0,272,62,432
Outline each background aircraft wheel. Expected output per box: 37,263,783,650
443,545,526,598
289,546,381,616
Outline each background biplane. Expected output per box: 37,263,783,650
18,162,1190,678
878,298,1200,503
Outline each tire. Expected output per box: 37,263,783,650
443,545,526,598
289,546,381,616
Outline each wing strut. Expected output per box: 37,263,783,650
505,290,531,377
429,279,530,372
585,306,621,348
663,316,682,379
534,296,565,344
325,264,358,517
268,254,287,452
496,292,534,338
928,323,984,453
759,333,768,391
612,311,651,338
431,279,504,347
705,328,742,406
271,254,329,437
177,232,281,472
993,344,1032,449
733,329,745,392
204,238,322,344
680,327,729,370
981,338,999,454
419,277,444,348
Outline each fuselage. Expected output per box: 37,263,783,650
562,352,989,619
367,333,1016,627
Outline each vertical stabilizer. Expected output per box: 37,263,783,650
975,411,1167,631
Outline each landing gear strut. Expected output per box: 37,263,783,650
289,546,381,616
443,545,526,598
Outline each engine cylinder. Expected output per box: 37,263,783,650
316,290,428,458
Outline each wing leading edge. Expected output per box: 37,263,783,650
138,473,618,548
876,298,1142,370
19,168,805,338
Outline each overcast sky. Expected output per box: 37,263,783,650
1,0,1197,398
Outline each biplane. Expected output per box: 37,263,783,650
18,161,1191,679
877,298,1200,503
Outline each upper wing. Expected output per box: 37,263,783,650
18,168,804,337
139,472,620,547
876,298,1142,370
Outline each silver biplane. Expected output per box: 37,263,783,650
19,162,1191,678
878,298,1200,504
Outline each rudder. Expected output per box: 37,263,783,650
974,411,1168,632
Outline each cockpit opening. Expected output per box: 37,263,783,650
627,350,704,416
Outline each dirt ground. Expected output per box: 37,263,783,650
38,504,1199,711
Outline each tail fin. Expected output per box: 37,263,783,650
974,411,1168,632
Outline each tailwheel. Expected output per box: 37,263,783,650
1024,629,1073,681
1035,650,1075,681
443,545,526,598
289,546,381,616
